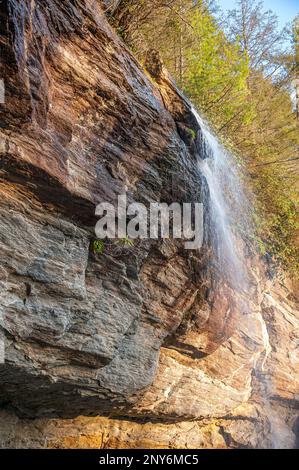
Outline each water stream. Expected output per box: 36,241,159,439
191,107,249,292
191,107,294,449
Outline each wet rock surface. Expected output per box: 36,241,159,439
0,0,298,448
0,0,206,418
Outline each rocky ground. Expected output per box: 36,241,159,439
0,0,298,448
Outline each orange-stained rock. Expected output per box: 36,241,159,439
0,0,298,449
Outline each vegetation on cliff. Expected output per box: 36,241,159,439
106,0,299,276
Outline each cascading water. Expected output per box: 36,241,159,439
191,107,295,449
191,107,249,293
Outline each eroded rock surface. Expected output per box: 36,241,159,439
0,0,298,448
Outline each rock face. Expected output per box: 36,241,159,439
0,0,298,448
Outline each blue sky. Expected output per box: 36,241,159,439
217,0,298,29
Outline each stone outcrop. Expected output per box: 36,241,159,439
0,271,298,449
0,0,298,448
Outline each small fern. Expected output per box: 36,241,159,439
93,239,105,254
118,236,134,247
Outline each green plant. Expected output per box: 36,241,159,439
118,236,134,247
93,239,105,254
187,127,196,140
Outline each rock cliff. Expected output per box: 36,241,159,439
0,0,298,448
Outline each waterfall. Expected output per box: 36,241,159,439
191,108,296,449
191,107,249,292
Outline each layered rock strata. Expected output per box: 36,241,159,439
0,0,298,448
